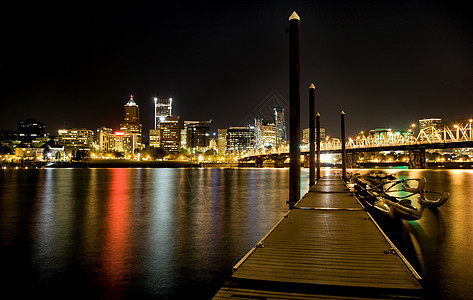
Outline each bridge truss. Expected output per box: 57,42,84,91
243,118,473,158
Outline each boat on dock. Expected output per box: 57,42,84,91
349,171,450,220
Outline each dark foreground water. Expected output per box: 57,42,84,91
0,168,471,299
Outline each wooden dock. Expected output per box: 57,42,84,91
213,174,423,299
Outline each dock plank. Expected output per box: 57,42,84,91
213,175,422,299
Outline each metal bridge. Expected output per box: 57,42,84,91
241,118,473,168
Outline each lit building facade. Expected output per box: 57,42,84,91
154,97,172,129
56,128,94,150
302,127,326,145
225,127,254,154
97,127,134,155
149,96,180,152
119,95,142,153
274,107,287,148
14,145,45,160
184,120,211,150
159,116,180,153
255,118,277,149
217,129,227,154
149,129,160,148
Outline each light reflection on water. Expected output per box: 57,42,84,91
0,167,471,299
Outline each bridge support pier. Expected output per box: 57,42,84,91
346,153,358,169
408,149,426,169
274,155,285,168
255,156,263,168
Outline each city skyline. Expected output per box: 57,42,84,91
1,1,471,137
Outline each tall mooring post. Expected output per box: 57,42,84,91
341,111,347,182
309,83,316,188
316,112,321,180
288,11,301,209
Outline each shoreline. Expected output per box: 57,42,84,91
2,159,472,169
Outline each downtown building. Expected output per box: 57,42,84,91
302,127,326,145
254,118,277,150
18,118,47,142
181,120,211,151
119,95,143,154
149,97,179,153
223,126,254,154
95,95,143,157
97,127,134,155
56,128,94,151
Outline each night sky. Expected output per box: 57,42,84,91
1,1,471,139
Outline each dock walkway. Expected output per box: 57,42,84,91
213,174,422,299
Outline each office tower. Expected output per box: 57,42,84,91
150,96,178,151
303,127,326,144
159,116,180,153
154,97,172,128
274,107,287,148
254,118,263,149
120,95,142,153
184,120,211,150
18,118,46,142
262,122,276,148
56,128,94,150
225,126,254,153
97,127,134,155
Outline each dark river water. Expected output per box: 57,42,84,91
0,167,471,299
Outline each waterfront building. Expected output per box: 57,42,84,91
56,128,94,150
274,107,287,148
217,129,227,154
158,116,180,153
18,118,46,142
225,126,254,154
149,129,160,148
14,143,45,160
97,127,134,155
119,95,143,153
184,120,211,150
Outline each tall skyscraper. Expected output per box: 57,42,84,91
254,118,264,149
149,96,179,152
274,107,287,148
154,97,172,128
120,95,142,153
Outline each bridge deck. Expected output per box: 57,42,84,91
213,174,423,299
